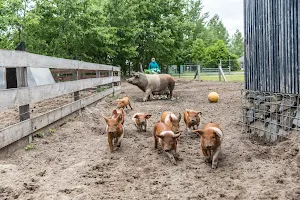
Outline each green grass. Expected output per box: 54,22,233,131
172,72,245,82
49,128,55,134
96,87,107,93
25,143,35,151
36,131,45,138
200,74,244,81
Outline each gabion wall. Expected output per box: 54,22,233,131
242,91,300,141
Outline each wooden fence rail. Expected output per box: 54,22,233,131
0,49,120,71
0,49,121,150
0,76,120,109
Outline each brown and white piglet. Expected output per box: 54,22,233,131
160,111,181,133
153,122,181,165
116,96,132,110
193,122,224,169
183,109,202,132
112,108,125,125
103,114,124,153
132,113,152,132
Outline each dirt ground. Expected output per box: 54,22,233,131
1,79,300,200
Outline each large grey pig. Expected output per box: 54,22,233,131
126,72,175,102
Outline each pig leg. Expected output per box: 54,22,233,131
168,83,174,99
202,147,211,163
143,89,153,102
212,147,221,169
174,147,183,161
168,90,173,100
186,124,190,133
165,151,177,165
154,135,158,149
128,101,133,110
134,124,139,130
108,135,114,153
116,132,124,148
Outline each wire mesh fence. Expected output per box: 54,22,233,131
241,90,300,142
168,64,244,82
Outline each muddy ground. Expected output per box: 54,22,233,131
0,80,300,200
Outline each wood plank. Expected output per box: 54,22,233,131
0,49,120,72
0,120,32,149
0,76,121,109
0,86,120,149
16,67,30,121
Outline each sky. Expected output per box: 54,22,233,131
201,0,244,37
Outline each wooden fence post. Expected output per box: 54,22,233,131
117,70,121,86
15,42,31,142
111,67,114,96
17,67,30,121
96,70,100,92
73,69,80,101
219,59,222,81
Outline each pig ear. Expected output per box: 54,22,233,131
112,110,118,116
169,115,173,122
145,114,152,119
213,130,223,138
116,114,122,123
177,113,181,122
193,129,204,136
197,111,202,115
172,132,181,138
122,100,125,103
102,115,109,124
157,134,164,139
133,114,140,119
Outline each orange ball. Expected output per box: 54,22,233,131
208,92,219,103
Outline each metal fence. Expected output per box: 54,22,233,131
168,63,232,77
242,0,300,142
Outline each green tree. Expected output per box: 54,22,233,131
228,53,240,71
0,0,34,49
205,14,229,46
23,0,116,63
192,38,205,63
0,0,237,74
203,40,228,68
133,0,186,71
229,29,244,57
177,0,207,64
